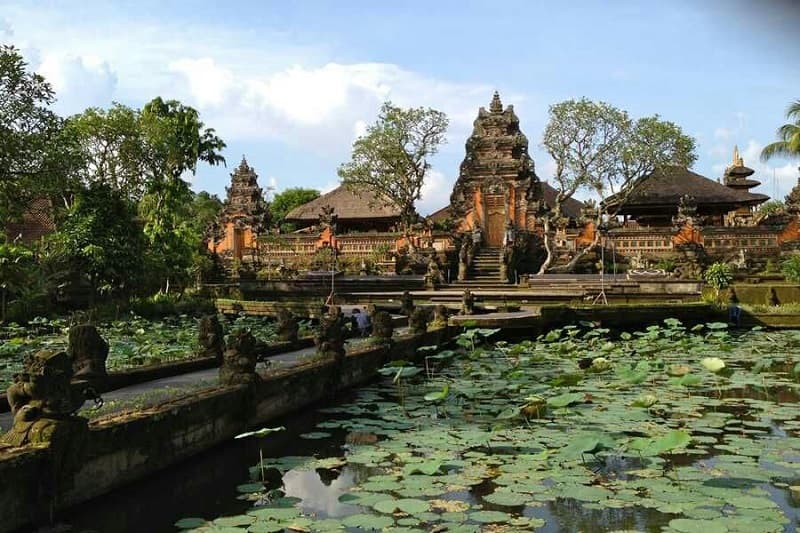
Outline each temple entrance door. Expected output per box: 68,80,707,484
233,228,245,260
485,194,505,247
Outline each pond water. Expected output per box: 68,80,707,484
60,322,800,532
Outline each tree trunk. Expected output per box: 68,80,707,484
536,217,553,275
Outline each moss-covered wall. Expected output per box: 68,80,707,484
731,284,800,306
539,302,725,330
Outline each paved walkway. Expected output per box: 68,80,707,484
0,333,391,430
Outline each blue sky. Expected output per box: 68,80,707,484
2,0,799,213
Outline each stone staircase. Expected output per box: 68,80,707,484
449,247,512,289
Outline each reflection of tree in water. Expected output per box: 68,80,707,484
316,467,340,486
544,497,672,532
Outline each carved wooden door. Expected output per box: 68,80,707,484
233,228,245,260
485,194,505,247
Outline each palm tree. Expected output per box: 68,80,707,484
761,100,800,162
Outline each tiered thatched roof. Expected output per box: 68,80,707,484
285,185,402,222
605,166,768,216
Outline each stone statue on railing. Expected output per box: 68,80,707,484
371,311,394,345
425,259,444,290
2,350,89,448
68,324,109,389
409,307,430,335
431,305,449,329
457,238,470,281
400,291,414,316
315,306,347,363
276,308,299,344
219,329,260,386
461,289,475,315
198,315,225,363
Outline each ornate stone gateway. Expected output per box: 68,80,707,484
450,92,542,242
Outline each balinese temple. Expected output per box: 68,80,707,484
285,185,401,233
448,92,544,247
207,156,270,261
605,156,768,227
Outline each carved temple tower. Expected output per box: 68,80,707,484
449,92,542,247
209,156,269,260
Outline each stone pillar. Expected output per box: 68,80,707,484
197,315,225,363
400,291,414,316
68,325,109,389
219,330,260,386
315,306,347,363
409,307,430,335
276,308,299,344
371,311,394,344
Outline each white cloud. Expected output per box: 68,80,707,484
714,127,734,140
169,58,234,107
0,18,12,38
418,169,453,216
36,53,117,113
168,60,493,159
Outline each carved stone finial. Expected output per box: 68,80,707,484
315,306,347,362
490,91,503,113
198,315,225,362
219,329,260,386
731,145,745,168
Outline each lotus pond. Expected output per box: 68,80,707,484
0,314,298,386
71,321,800,532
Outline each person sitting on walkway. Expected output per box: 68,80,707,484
356,306,371,337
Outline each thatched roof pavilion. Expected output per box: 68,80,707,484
285,185,402,232
605,166,768,225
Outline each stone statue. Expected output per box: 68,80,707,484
400,291,414,316
319,205,338,233
275,308,299,344
431,305,449,329
767,287,780,307
371,311,394,344
2,350,88,447
219,329,260,386
315,306,347,362
461,290,475,316
500,243,514,283
425,260,444,289
409,307,430,335
68,324,109,388
734,249,748,270
198,315,225,363
458,238,471,281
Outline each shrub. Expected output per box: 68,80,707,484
781,255,800,283
654,258,676,273
703,262,733,297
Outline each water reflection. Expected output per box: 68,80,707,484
282,467,359,518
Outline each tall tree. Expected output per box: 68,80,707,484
271,187,320,230
761,100,800,162
537,99,696,274
66,104,148,200
0,45,76,224
537,99,629,274
338,101,448,233
50,184,145,303
137,97,226,292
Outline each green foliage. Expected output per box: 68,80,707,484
703,262,733,295
338,101,448,228
654,258,676,273
0,45,79,225
270,188,320,229
49,184,146,299
760,99,800,162
781,254,800,283
758,200,785,217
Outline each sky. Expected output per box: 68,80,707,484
2,0,799,214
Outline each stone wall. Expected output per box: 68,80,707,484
0,328,454,533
